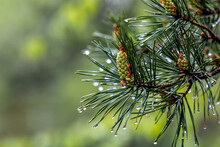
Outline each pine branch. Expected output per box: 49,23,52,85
201,8,220,15
180,66,220,99
175,15,220,44
197,66,220,79
181,80,192,99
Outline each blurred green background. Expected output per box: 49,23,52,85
0,0,219,146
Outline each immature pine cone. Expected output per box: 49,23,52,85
116,43,134,87
161,0,177,15
177,53,188,71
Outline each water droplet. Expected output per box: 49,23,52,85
110,130,113,133
208,53,212,57
213,113,216,116
113,83,118,86
112,117,114,119
104,77,110,80
83,107,87,110
203,126,207,130
192,95,196,100
99,68,104,72
77,108,82,113
184,131,187,134
106,59,112,64
165,57,172,63
194,143,198,146
218,120,220,124
93,82,99,87
123,127,126,130
197,110,200,113
135,121,138,125
136,106,142,110
83,50,90,55
216,102,220,105
131,96,135,100
113,87,117,89
124,19,128,22
93,126,97,129
209,105,213,109
114,134,118,137
98,87,103,91
154,142,157,145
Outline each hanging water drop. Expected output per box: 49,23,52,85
83,107,87,111
165,57,172,63
136,106,142,110
93,126,97,129
110,129,113,133
213,113,216,116
184,130,187,134
192,95,196,100
106,59,112,64
216,101,220,105
93,82,99,87
99,68,104,72
123,126,126,130
197,110,200,113
77,108,82,113
114,134,118,137
83,50,90,55
153,142,157,145
98,87,103,91
135,121,138,125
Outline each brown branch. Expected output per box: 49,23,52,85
201,9,220,15
176,15,220,44
136,67,220,99
179,80,193,100
180,67,220,99
196,66,220,79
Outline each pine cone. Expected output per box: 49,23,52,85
177,53,189,71
116,43,134,87
162,0,177,15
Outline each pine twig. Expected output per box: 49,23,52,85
197,66,220,79
201,9,220,15
176,15,220,44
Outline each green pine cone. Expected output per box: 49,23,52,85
178,56,189,71
117,51,128,80
163,0,176,15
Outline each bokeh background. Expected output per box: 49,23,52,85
0,0,219,146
